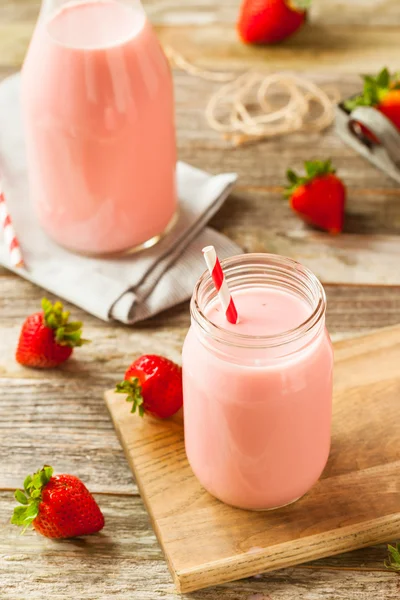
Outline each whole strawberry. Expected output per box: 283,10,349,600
115,354,183,419
11,466,104,538
16,298,89,368
285,160,346,233
237,0,310,45
344,67,400,143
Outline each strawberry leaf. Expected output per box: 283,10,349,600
286,169,298,184
11,505,28,526
11,498,39,528
14,490,28,505
376,67,390,89
65,322,84,332
11,466,54,531
41,298,90,348
41,298,53,314
344,67,398,111
23,475,33,493
24,501,41,523
115,378,145,417
385,543,400,572
43,466,53,480
32,471,43,490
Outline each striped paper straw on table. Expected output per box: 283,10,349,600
202,245,238,324
0,179,25,268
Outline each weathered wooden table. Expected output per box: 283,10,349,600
1,1,400,598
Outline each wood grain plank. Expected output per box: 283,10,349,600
2,177,400,290
0,376,136,493
0,0,40,22
175,144,399,191
3,0,400,28
0,490,398,599
0,491,398,599
155,25,400,73
232,230,400,284
0,490,396,571
2,21,400,73
310,0,400,27
143,0,400,27
214,188,400,235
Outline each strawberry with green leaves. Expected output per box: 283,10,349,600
16,298,89,368
345,67,400,143
115,354,183,419
12,466,104,539
285,160,346,234
237,0,310,45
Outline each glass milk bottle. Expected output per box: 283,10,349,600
182,254,333,511
21,0,177,255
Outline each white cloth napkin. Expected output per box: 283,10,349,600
0,74,240,323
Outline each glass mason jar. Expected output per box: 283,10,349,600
182,254,333,511
21,0,177,255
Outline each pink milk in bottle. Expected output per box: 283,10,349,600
182,254,333,510
21,0,177,255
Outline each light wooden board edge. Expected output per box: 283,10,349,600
172,515,400,593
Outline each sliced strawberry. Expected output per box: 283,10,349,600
115,354,183,419
285,159,346,233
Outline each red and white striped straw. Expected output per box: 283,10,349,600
202,245,238,324
0,179,25,269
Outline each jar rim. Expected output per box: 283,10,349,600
190,253,327,349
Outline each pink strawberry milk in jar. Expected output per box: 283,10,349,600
21,0,176,255
182,254,333,510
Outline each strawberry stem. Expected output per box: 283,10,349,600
11,466,53,530
41,298,90,348
115,378,145,417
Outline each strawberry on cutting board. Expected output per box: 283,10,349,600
237,0,311,45
12,466,104,539
285,160,346,233
115,354,183,419
344,67,400,143
16,298,89,368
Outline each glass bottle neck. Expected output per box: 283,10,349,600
37,0,146,48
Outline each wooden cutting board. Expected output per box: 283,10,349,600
104,325,400,593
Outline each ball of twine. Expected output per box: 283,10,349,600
165,46,340,147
